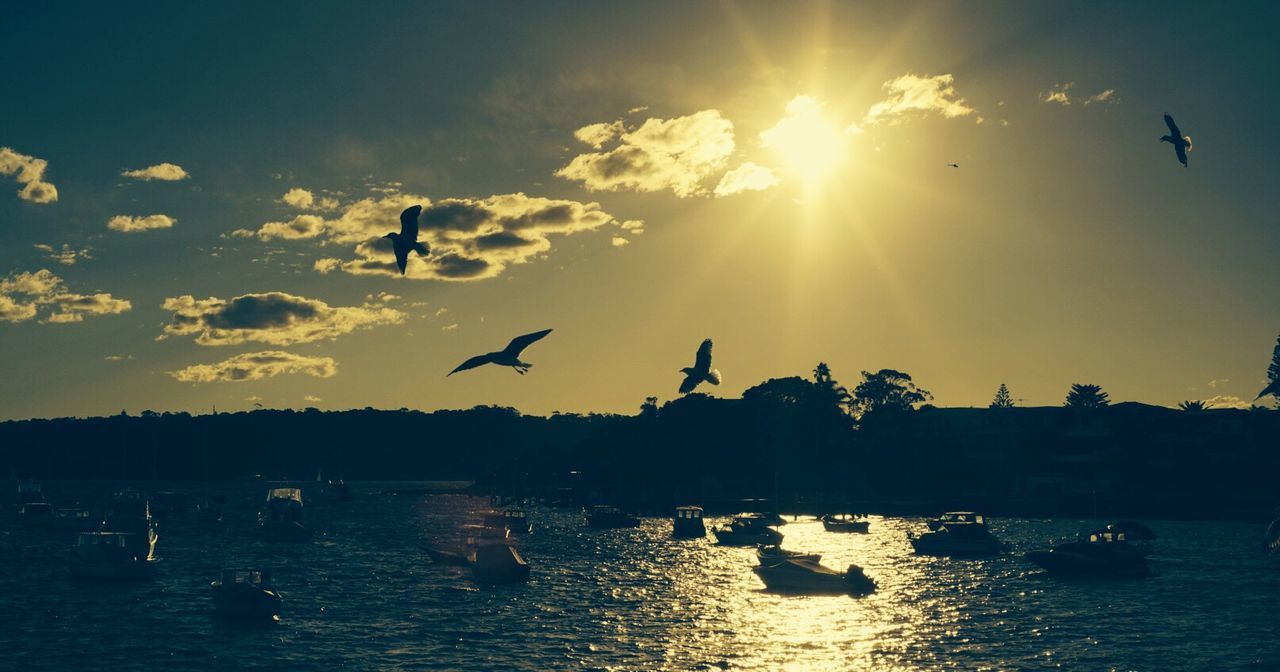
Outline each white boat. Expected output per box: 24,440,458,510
212,567,282,621
68,531,157,580
753,558,875,595
470,543,530,584
259,488,311,541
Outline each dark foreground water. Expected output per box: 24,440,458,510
2,482,1278,671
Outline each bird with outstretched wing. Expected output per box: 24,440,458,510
678,338,722,394
448,328,553,376
1161,114,1192,167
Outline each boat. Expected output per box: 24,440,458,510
585,505,640,529
755,544,821,565
713,514,784,546
426,544,472,566
19,501,53,525
212,567,282,621
821,514,870,533
503,509,532,534
460,512,511,541
672,505,707,539
259,488,311,541
470,543,531,584
927,511,988,531
326,479,354,502
1025,528,1151,578
68,531,157,580
1111,520,1156,541
15,481,45,511
46,507,98,532
103,490,158,562
909,517,1005,557
753,558,875,595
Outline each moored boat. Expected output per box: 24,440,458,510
821,514,870,533
927,511,988,531
259,488,311,541
104,490,158,562
503,509,533,534
713,514,783,546
910,516,1005,557
672,505,707,539
212,567,282,621
753,558,875,595
755,544,820,565
68,531,157,580
1025,528,1151,578
470,543,531,584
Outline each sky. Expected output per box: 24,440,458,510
1,1,1278,420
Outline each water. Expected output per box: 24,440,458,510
2,482,1277,671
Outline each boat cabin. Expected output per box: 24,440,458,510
219,567,271,587
940,512,985,526
673,506,706,538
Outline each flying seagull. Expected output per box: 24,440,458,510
448,329,553,376
947,163,959,168
384,205,430,275
678,338,722,394
1160,114,1192,167
1257,379,1280,401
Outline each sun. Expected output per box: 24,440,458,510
759,95,850,189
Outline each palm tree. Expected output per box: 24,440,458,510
1178,400,1208,412
812,362,851,409
1064,383,1110,409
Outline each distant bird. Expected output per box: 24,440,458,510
1257,379,1280,401
384,205,430,275
947,163,960,168
448,329,553,376
1160,114,1193,167
678,338,722,394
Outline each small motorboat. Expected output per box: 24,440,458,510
713,514,784,546
212,567,282,621
753,558,875,595
470,543,531,584
910,518,1005,557
821,514,870,533
459,513,511,541
1025,528,1151,578
68,531,157,580
672,505,707,539
756,544,821,565
503,509,533,534
259,488,311,541
585,505,641,529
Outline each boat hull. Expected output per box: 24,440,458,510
1025,548,1150,578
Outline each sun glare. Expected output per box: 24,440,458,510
760,95,850,189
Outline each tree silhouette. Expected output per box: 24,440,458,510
849,369,933,418
990,384,1015,409
812,362,851,410
1064,383,1110,409
1179,400,1208,412
1263,333,1280,406
639,396,659,416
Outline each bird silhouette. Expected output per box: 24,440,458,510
448,329,553,376
1257,379,1280,401
384,205,430,275
1160,114,1192,167
947,163,959,168
678,338,722,394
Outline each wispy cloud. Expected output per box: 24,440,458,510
170,351,337,383
864,74,975,125
0,147,58,203
1084,89,1118,106
620,220,645,234
1208,378,1229,389
107,214,175,233
1204,394,1252,410
611,236,630,247
33,243,93,266
714,161,779,197
0,269,131,323
104,354,135,361
159,291,405,346
557,110,735,197
121,163,189,181
303,395,322,403
1040,82,1074,105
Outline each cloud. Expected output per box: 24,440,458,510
620,220,645,234
303,395,322,403
865,74,975,125
121,163,189,181
611,236,630,247
714,161,780,197
107,214,175,233
170,351,337,383
252,214,326,241
33,243,92,265
282,191,618,281
282,188,339,211
1204,394,1252,410
1208,378,1229,389
104,354,135,361
557,110,735,197
160,291,405,346
0,147,58,203
441,323,459,331
1084,89,1117,106
0,269,131,323
1040,82,1074,106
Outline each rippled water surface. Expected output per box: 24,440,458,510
3,482,1278,671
